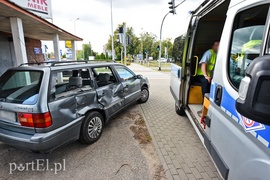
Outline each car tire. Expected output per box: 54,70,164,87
175,103,186,116
138,87,149,103
80,111,104,144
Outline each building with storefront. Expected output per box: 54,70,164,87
0,0,82,75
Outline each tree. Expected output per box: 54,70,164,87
140,32,157,60
95,54,100,60
107,22,143,60
105,22,175,61
162,38,173,58
76,50,83,60
81,43,93,60
172,35,186,63
100,53,106,60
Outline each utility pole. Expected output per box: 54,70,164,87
141,28,144,61
158,12,169,71
110,0,115,62
123,24,127,66
118,24,127,65
74,18,79,60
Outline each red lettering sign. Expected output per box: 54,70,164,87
28,0,47,6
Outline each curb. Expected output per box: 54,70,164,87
138,104,173,180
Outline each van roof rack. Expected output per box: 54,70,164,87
19,60,88,67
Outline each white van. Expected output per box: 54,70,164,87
170,0,270,179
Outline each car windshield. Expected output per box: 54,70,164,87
0,70,43,105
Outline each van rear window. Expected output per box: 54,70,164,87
0,70,43,105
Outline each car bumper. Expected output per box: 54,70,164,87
0,117,83,152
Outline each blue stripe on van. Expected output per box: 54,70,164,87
210,83,270,148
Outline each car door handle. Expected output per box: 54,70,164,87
214,85,223,106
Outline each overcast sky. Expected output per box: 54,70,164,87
45,0,204,53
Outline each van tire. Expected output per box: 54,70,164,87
175,104,185,116
138,87,149,103
80,111,104,144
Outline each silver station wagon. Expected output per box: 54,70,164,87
0,61,149,153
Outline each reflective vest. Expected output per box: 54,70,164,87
237,40,262,62
242,40,262,53
197,49,216,77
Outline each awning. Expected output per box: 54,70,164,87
0,0,83,41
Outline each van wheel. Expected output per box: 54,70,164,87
80,111,104,144
175,104,185,116
138,87,149,103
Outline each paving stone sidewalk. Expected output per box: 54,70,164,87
129,63,221,180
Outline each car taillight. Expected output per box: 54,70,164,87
18,112,52,128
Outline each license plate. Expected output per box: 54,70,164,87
0,110,16,122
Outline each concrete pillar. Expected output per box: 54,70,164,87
10,17,27,66
53,34,61,61
71,40,76,61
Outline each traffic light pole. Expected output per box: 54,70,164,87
158,0,186,71
158,12,170,71
124,24,127,66
110,0,115,62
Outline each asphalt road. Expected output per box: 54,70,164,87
0,106,162,180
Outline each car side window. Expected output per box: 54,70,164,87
114,66,135,81
50,69,92,101
92,66,118,87
228,5,268,89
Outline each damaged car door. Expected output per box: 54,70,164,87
113,65,141,105
47,69,96,130
93,66,125,117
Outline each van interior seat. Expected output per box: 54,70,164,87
98,73,111,87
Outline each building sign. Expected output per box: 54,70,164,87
9,0,52,19
65,41,73,59
34,47,41,55
66,48,72,59
65,41,72,49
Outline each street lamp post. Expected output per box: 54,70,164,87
74,18,79,60
141,28,144,62
110,0,115,62
158,12,169,71
158,0,186,71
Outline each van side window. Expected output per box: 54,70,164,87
50,69,92,101
228,5,268,89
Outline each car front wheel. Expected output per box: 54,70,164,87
138,87,149,103
80,111,104,144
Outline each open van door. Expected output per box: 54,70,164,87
170,64,183,115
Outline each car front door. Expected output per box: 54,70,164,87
92,66,125,117
113,65,141,105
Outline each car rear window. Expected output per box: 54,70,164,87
0,70,43,105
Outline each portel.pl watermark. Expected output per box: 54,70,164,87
9,159,66,174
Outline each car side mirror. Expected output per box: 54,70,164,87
236,55,270,125
135,75,143,79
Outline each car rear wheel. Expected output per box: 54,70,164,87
80,111,104,144
138,87,149,103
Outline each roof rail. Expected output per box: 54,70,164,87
50,60,88,66
19,62,51,67
19,60,88,67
